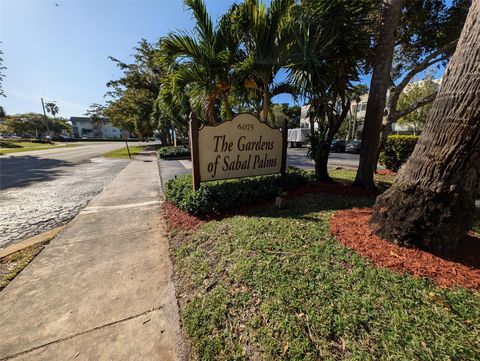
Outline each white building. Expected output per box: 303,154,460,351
70,117,123,139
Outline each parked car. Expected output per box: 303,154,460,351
346,139,362,153
52,135,75,142
330,139,346,153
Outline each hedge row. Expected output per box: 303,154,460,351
165,168,312,215
380,135,419,171
157,145,191,159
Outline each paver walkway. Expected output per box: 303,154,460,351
0,152,184,360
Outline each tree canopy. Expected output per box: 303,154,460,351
102,0,469,183
1,113,71,139
397,73,439,134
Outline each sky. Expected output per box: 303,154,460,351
1,0,239,118
1,0,447,119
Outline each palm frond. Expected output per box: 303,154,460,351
184,0,214,43
161,32,205,62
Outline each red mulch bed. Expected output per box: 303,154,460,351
163,202,204,230
330,208,480,289
376,169,397,176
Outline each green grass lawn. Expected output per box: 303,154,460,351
102,146,145,158
169,193,480,360
0,141,71,154
329,168,396,191
0,242,47,291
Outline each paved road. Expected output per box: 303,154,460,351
0,142,148,189
287,148,360,169
0,142,152,248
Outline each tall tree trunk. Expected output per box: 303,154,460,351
315,143,331,181
159,131,168,146
262,85,269,123
371,0,480,251
222,92,233,120
353,0,404,190
316,128,337,182
308,109,328,179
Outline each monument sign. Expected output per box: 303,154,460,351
189,113,287,190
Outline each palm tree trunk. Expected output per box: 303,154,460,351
222,92,233,120
262,84,269,123
353,0,404,190
371,0,480,251
315,147,331,181
316,131,336,182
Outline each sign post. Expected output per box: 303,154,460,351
189,112,201,191
281,119,288,176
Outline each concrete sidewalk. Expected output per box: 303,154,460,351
0,152,184,360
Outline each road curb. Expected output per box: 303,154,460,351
0,227,64,259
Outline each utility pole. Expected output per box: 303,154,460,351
41,98,51,142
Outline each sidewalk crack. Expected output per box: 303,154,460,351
1,306,163,361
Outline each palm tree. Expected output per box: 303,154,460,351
45,101,59,118
286,0,374,180
235,0,294,123
161,0,241,124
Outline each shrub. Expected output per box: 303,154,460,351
157,145,191,159
165,168,312,215
380,135,419,171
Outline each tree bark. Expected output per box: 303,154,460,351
222,91,233,120
353,0,404,190
263,84,270,123
371,0,480,251
316,128,338,182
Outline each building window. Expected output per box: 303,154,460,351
361,103,367,111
